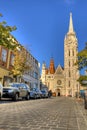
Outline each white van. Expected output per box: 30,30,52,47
0,83,3,100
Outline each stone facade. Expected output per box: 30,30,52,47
41,13,80,97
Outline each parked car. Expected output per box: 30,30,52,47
30,88,37,99
41,89,48,98
2,82,30,101
35,88,42,99
30,87,42,99
0,82,3,100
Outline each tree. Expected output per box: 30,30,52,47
0,13,32,81
0,13,17,49
11,46,32,81
76,43,87,85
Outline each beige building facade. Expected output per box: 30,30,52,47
0,45,14,85
41,13,80,97
0,43,40,88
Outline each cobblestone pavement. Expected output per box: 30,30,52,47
0,97,87,130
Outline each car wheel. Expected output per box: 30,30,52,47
26,93,30,100
13,93,19,101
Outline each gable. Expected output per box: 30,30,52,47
55,65,64,75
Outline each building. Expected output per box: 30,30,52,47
22,52,40,89
0,40,40,89
41,13,80,97
0,45,15,85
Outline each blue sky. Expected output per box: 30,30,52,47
0,0,87,73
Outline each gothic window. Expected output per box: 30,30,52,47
69,71,71,77
69,81,70,87
73,50,74,56
57,80,62,85
69,50,70,56
69,61,70,67
1,49,7,62
48,82,49,87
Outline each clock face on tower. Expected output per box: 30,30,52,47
57,80,61,85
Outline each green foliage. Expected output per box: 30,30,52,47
0,13,17,49
76,43,87,70
78,75,87,85
0,13,32,78
76,43,87,84
11,47,32,77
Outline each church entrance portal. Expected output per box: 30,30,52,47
57,89,60,96
58,92,60,96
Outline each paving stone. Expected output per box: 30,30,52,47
0,97,87,130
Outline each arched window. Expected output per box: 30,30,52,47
69,81,70,87
69,71,71,77
69,61,70,67
1,48,7,62
69,50,70,56
73,50,74,56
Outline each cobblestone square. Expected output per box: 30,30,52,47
0,97,87,130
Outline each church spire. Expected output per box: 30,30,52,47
69,12,74,33
49,58,55,74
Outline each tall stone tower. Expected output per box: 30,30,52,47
64,13,80,97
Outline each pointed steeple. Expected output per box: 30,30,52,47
69,12,74,33
49,58,55,74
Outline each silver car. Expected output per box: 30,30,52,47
3,82,30,101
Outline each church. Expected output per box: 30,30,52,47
41,13,80,97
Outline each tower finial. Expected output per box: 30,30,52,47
69,12,74,33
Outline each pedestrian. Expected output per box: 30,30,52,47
84,89,87,109
48,90,52,98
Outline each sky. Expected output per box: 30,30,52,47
0,0,87,73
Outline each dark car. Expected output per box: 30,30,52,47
2,82,30,101
41,89,48,98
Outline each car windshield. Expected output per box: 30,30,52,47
41,90,47,92
7,83,20,88
41,90,45,92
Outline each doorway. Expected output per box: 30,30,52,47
57,89,60,96
58,92,60,96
